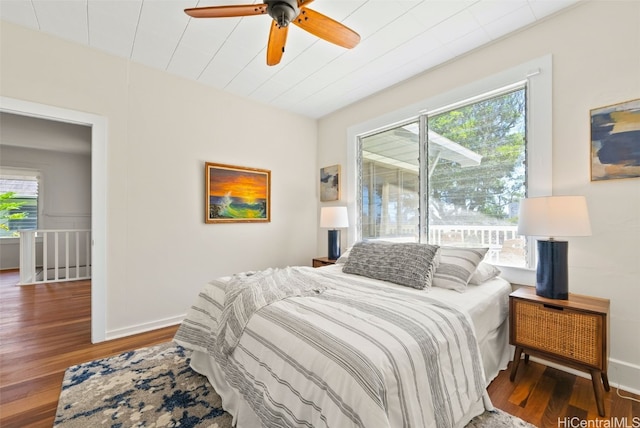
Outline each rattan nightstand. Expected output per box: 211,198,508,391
509,287,610,416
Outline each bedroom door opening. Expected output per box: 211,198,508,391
0,96,107,343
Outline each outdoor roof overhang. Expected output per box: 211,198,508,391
362,125,482,176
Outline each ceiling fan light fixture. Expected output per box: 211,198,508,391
185,0,360,66
267,1,299,27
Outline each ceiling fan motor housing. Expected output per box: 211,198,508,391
265,0,300,27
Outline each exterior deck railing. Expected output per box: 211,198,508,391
365,224,525,265
429,225,524,264
19,229,92,285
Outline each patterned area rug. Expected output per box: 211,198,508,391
55,342,537,427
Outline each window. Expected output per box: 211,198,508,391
360,119,420,241
358,86,527,267
0,170,39,238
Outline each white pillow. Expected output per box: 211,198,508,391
432,247,489,292
468,262,501,285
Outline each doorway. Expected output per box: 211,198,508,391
0,96,107,343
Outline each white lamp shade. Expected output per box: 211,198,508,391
517,196,591,238
320,206,349,228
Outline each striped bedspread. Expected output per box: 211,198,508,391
175,266,488,428
216,267,334,355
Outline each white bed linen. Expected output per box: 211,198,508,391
178,266,512,428
190,350,489,428
320,265,510,337
319,265,512,384
399,269,513,383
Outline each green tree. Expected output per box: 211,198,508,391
428,89,525,223
0,191,28,236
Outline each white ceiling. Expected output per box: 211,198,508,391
0,0,579,118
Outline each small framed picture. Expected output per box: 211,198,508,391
205,162,270,223
320,165,340,202
591,98,640,181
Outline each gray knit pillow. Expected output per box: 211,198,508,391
342,241,440,289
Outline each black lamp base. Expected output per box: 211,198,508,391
328,229,341,260
536,239,569,300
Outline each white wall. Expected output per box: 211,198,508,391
318,1,640,392
0,21,318,338
0,113,92,269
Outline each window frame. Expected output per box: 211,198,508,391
347,55,553,283
357,85,527,248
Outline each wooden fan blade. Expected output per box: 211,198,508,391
267,21,289,66
292,7,360,49
185,4,267,19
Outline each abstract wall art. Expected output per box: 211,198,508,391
320,164,340,202
591,99,640,181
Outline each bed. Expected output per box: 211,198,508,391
175,242,512,428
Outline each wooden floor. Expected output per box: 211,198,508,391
1,270,638,428
0,271,178,428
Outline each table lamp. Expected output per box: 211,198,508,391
320,206,349,260
517,196,591,299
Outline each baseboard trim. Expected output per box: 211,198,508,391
609,358,640,395
105,314,185,342
528,356,640,395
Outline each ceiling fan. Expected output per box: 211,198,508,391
184,0,360,66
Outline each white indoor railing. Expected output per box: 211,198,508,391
19,229,92,285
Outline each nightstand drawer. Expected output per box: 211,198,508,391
512,299,603,368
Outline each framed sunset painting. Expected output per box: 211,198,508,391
205,162,271,223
